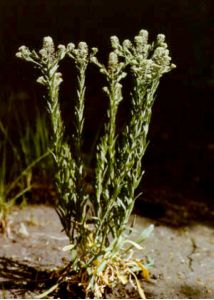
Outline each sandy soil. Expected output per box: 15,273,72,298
0,203,214,299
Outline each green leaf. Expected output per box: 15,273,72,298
97,260,107,275
124,239,143,250
136,224,154,244
62,244,75,252
35,283,59,299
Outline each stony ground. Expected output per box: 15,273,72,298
0,204,214,299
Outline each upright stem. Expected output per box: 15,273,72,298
73,64,86,213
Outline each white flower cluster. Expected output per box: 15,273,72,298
16,37,98,87
16,36,67,66
67,41,98,68
109,30,176,83
16,45,32,61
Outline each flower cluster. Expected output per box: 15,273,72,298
16,37,67,88
110,30,176,82
16,36,67,66
67,42,98,70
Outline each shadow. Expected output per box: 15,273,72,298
179,284,213,299
134,185,214,228
0,257,54,297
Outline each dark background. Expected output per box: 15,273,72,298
0,0,213,215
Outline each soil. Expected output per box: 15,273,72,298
0,189,214,299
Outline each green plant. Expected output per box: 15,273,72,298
16,109,52,190
8,89,53,198
16,29,175,298
0,121,49,233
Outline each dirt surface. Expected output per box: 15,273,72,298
0,204,214,299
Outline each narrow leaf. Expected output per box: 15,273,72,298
136,224,154,244
125,239,143,250
62,244,75,252
132,272,146,299
35,283,59,299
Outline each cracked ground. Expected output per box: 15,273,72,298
0,204,214,299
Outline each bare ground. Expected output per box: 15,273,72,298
0,203,214,299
